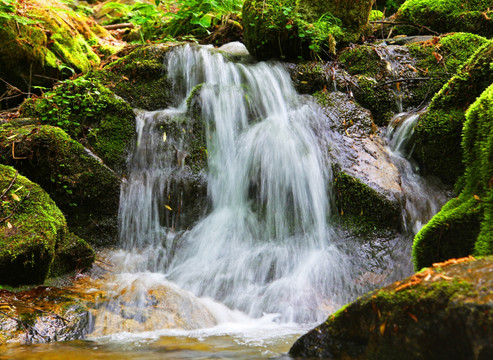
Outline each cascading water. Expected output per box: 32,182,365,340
386,111,450,234
85,44,450,357
100,43,352,333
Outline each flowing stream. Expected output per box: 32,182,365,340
1,44,451,359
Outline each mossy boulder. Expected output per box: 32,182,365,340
0,0,119,110
290,256,493,359
413,40,493,184
242,0,375,60
413,84,493,269
395,0,493,37
20,77,135,173
0,165,94,286
0,124,121,247
87,44,174,111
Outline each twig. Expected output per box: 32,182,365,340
0,190,31,224
102,23,135,30
1,170,18,198
12,142,27,160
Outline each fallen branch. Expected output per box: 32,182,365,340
12,142,27,160
103,23,135,30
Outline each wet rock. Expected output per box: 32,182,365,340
290,256,493,360
315,91,402,230
0,164,94,286
0,281,99,344
0,124,121,247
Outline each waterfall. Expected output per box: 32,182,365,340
114,44,351,325
386,111,450,234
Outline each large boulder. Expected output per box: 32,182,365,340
394,0,492,37
290,256,493,360
0,124,121,247
413,83,493,269
413,40,493,185
0,164,94,286
0,0,120,110
243,0,375,60
20,77,136,173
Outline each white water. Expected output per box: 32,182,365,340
386,111,450,234
88,45,449,354
97,43,353,338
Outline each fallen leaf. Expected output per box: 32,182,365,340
165,205,172,211
432,52,443,63
11,193,20,201
408,313,418,322
473,194,481,201
163,132,167,143
379,322,386,335
7,222,13,229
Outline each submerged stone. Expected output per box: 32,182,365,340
290,256,493,360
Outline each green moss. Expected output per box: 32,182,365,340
0,0,116,109
339,45,382,77
333,171,401,231
20,77,135,172
396,0,492,37
0,164,92,285
406,33,489,100
87,44,174,110
0,124,120,247
414,40,493,184
355,76,395,125
291,257,493,359
413,84,493,269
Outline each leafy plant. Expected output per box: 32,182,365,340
102,1,168,43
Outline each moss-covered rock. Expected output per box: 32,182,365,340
0,124,121,247
242,0,375,61
413,84,493,269
20,77,135,172
87,44,174,111
413,40,493,184
336,33,488,125
0,164,94,286
290,256,493,359
395,0,493,37
0,0,120,110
